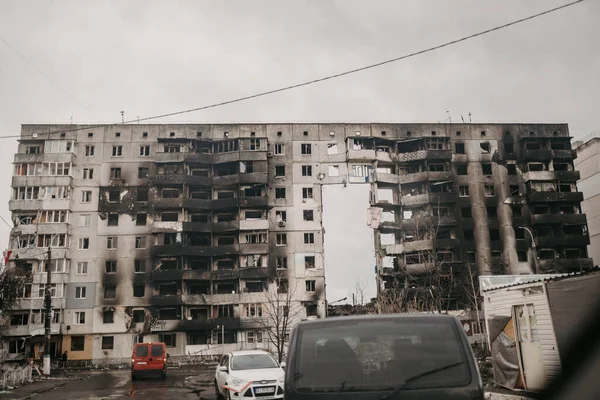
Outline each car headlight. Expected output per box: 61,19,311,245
229,377,247,387
277,375,285,384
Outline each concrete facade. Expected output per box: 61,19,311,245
573,133,600,266
3,123,593,363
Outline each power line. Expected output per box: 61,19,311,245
0,215,13,230
0,34,88,111
0,0,586,140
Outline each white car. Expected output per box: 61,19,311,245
214,350,285,399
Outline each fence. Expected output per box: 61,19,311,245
1,364,33,390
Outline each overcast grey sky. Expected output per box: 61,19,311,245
1,0,598,302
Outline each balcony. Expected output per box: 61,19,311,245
239,219,269,231
210,198,239,209
153,198,184,209
378,221,402,233
182,294,210,305
347,149,377,162
530,213,587,225
427,171,454,181
183,270,212,280
184,152,213,164
239,172,268,184
213,174,239,186
182,222,211,232
384,239,434,255
375,172,399,185
151,244,240,257
13,223,69,235
152,221,183,233
522,149,576,161
398,171,427,184
239,196,268,207
155,152,185,163
150,295,182,306
152,174,212,186
212,269,239,280
15,152,76,164
181,317,241,332
396,149,452,162
12,175,73,188
400,194,429,206
538,258,593,273
523,171,580,182
183,198,211,210
528,192,584,203
210,293,242,304
536,235,590,247
211,221,240,232
151,270,184,281
239,243,269,254
239,267,270,279
375,151,393,164
10,247,69,260
5,323,60,337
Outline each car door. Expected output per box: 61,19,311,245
216,354,230,393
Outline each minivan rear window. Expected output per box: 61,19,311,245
294,319,470,392
151,344,163,357
135,345,148,357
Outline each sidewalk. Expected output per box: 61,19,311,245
0,378,68,400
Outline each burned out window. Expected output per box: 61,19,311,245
464,229,474,241
246,281,265,293
539,249,556,260
133,284,145,298
277,257,288,269
461,207,472,218
487,206,497,218
510,185,520,196
457,164,467,175
162,188,180,198
136,213,147,226
105,261,117,274
134,259,146,273
275,188,286,199
480,142,490,153
459,185,469,197
517,250,528,262
71,336,85,351
191,213,209,223
103,309,114,324
132,310,145,323
504,143,513,153
482,163,492,175
528,162,545,172
137,188,148,202
107,213,119,226
110,168,121,179
108,190,120,202
489,229,500,241
161,212,178,222
104,284,116,299
275,165,286,177
455,143,465,154
511,206,522,217
507,164,517,175
484,185,495,197
138,167,149,178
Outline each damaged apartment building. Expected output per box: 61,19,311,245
365,124,592,311
3,123,592,363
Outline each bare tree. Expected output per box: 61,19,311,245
258,273,303,363
386,208,457,314
352,278,370,306
0,266,31,336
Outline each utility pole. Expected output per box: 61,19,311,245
43,246,52,375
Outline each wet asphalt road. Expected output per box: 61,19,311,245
28,369,216,400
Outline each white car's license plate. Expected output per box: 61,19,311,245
255,387,275,394
136,361,147,364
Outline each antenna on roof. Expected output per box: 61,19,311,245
468,112,472,123
461,115,465,123
120,111,125,123
446,111,452,123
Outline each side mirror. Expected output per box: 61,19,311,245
218,365,228,372
280,361,286,369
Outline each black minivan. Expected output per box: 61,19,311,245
284,314,484,400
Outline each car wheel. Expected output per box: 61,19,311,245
131,373,136,381
215,380,223,400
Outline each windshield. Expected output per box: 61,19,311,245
294,318,471,392
231,354,279,371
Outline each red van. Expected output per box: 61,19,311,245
131,342,167,380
